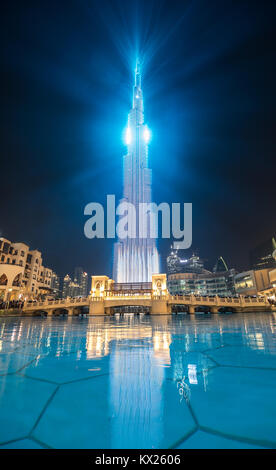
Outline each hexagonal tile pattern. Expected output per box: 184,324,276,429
33,374,196,449
0,313,276,449
163,351,216,381
189,367,276,446
207,345,276,369
0,375,56,443
176,430,266,449
21,352,110,384
0,352,36,375
171,334,223,353
0,438,44,449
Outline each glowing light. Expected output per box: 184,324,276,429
124,127,132,145
143,125,151,143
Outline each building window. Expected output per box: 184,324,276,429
12,274,21,287
21,251,25,257
1,255,4,262
0,274,8,286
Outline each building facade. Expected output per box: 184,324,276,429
234,268,273,296
167,249,206,275
0,237,53,302
51,272,61,299
113,61,160,282
74,267,89,297
168,270,236,297
62,268,89,299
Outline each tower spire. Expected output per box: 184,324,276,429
135,59,141,88
133,59,143,110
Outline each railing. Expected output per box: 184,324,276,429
169,295,268,306
25,297,89,309
22,292,269,311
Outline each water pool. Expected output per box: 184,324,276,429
0,312,275,449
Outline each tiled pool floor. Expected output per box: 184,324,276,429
0,312,275,449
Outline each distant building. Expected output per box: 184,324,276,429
0,237,53,302
74,267,89,297
62,268,89,299
167,250,236,296
168,270,236,297
234,268,272,296
167,249,206,275
51,272,61,299
249,237,276,271
62,274,72,298
213,256,229,273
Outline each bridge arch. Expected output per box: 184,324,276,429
32,309,49,317
72,305,89,316
218,306,238,313
52,308,70,316
171,304,189,314
110,305,151,314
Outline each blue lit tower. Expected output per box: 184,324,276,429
113,61,160,282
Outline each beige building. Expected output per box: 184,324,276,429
0,237,53,302
234,268,273,296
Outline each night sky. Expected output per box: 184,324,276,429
1,0,276,278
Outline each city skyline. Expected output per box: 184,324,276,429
0,0,275,277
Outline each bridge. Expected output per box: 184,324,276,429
22,274,273,316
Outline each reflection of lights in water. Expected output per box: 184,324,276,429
177,376,191,403
188,364,198,384
86,323,153,359
153,331,171,364
247,333,264,350
202,368,208,392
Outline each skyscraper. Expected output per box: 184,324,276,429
74,266,89,297
113,61,160,282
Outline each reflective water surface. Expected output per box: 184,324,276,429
0,312,276,449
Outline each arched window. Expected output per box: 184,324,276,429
12,274,21,287
0,274,8,285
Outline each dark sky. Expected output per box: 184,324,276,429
1,0,276,278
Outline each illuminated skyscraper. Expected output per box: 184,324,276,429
113,61,160,282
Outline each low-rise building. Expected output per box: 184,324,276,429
234,268,272,296
0,237,54,302
168,270,236,297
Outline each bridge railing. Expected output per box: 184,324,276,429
169,295,269,306
22,293,269,311
24,297,90,309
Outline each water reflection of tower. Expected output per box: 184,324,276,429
113,61,160,282
108,318,171,448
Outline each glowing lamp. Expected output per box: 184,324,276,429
143,125,151,143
